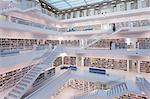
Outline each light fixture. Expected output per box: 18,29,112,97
60,53,67,57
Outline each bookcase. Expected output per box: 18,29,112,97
61,40,80,47
140,61,150,73
53,57,62,67
63,56,76,65
0,38,37,51
138,38,150,49
0,65,33,91
84,57,127,71
68,79,108,92
0,66,55,91
115,93,148,99
45,40,59,46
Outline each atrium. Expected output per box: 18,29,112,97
0,0,150,99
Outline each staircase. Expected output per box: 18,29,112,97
106,82,128,96
85,27,129,48
73,90,99,99
3,45,64,99
136,77,150,97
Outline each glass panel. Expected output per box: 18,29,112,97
46,0,105,10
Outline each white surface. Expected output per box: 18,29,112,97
54,87,83,99
0,49,47,74
25,67,150,99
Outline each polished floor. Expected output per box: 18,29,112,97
54,87,83,99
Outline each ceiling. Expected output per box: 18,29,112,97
47,0,109,10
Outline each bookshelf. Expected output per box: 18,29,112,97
53,57,62,67
0,66,55,91
140,61,150,73
68,79,108,92
115,93,148,99
84,57,127,71
63,56,76,65
61,40,80,47
0,65,33,90
138,38,150,49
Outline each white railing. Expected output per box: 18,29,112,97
0,59,41,92
3,45,63,99
0,46,53,92
73,89,99,99
136,77,150,97
25,70,71,99
106,82,128,96
85,27,129,48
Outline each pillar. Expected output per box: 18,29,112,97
137,0,142,8
127,60,130,72
81,56,84,68
137,61,141,73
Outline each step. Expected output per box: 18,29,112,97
22,79,30,84
4,97,9,99
32,69,41,72
26,74,36,77
4,96,17,99
16,85,24,91
12,89,22,94
18,82,28,87
8,92,18,98
11,91,20,96
33,67,42,69
24,76,34,80
29,71,39,75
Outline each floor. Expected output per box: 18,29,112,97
54,87,83,99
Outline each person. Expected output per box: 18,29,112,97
110,41,112,50
112,23,116,32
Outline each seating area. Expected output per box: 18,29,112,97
60,66,77,71
89,67,106,75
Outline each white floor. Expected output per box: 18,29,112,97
54,87,83,99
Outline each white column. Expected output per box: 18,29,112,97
65,13,67,19
127,2,131,10
62,56,64,66
90,8,94,16
76,11,80,18
81,57,84,68
116,3,121,12
70,12,73,19
7,16,11,22
80,39,84,48
84,9,87,17
137,61,141,73
138,0,142,8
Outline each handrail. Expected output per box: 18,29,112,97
136,77,150,97
3,45,63,99
25,70,71,98
73,89,99,99
0,60,39,92
0,47,52,92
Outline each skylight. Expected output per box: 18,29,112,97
47,0,106,10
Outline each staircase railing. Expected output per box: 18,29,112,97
136,77,150,97
3,45,64,99
106,82,128,96
0,47,52,92
73,89,99,99
85,27,129,48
